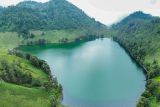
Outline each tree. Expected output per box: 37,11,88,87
30,33,35,38
41,32,45,36
32,78,41,87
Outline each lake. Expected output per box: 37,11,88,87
20,38,146,107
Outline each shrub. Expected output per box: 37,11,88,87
32,78,41,87
0,60,32,85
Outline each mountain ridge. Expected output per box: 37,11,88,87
112,11,153,29
0,0,106,32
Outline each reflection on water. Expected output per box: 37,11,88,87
21,38,146,107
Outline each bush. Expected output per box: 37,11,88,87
44,82,52,90
0,60,32,85
32,79,41,87
149,68,160,78
137,97,150,107
142,90,152,98
7,49,59,89
30,33,35,38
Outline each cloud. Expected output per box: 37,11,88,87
0,0,159,25
88,0,159,11
150,0,157,4
69,0,160,25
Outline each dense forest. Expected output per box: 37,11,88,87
112,11,160,106
0,0,107,106
0,0,107,45
0,0,105,33
0,0,160,106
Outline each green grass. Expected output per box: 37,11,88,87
28,29,87,43
0,30,88,48
0,29,109,48
148,97,160,107
0,81,51,107
0,31,63,107
0,29,107,107
0,29,67,107
0,53,48,84
27,29,109,44
0,50,61,107
0,32,22,50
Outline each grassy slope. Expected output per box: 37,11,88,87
0,51,62,107
0,51,48,84
0,28,108,107
0,29,93,46
29,29,87,43
26,29,108,44
0,32,22,49
0,29,108,46
0,32,63,107
0,82,51,107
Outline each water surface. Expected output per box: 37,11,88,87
20,38,146,107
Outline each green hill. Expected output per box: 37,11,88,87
0,0,108,106
0,0,106,32
112,11,160,107
0,50,62,107
0,0,107,45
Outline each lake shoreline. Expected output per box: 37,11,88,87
112,38,148,76
112,37,149,106
11,48,63,106
20,38,146,107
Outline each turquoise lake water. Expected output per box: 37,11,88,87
21,38,146,107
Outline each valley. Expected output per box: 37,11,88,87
0,0,160,107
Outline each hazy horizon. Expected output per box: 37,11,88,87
0,0,159,25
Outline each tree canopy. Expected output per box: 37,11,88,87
0,0,106,32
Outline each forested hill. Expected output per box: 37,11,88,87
112,11,153,29
0,0,106,32
112,11,160,106
0,6,4,13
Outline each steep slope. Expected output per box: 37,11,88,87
112,11,160,106
0,0,107,106
113,11,152,29
0,6,4,13
0,0,107,45
0,0,105,32
0,50,62,107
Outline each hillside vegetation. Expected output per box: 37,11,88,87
0,50,62,107
0,0,107,46
0,0,108,106
3,0,160,106
112,11,160,107
0,0,106,34
0,32,22,49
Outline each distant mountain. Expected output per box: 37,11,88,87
17,1,43,9
0,0,106,32
0,6,4,13
112,11,153,29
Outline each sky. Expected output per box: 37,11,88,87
0,0,160,25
